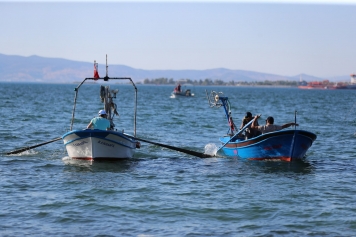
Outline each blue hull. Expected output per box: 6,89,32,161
220,130,317,161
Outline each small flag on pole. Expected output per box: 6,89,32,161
94,61,100,80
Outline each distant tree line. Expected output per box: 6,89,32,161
140,78,299,86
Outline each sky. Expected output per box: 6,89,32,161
1,0,356,78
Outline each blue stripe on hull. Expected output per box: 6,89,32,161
62,129,135,146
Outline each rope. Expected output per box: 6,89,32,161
100,85,105,103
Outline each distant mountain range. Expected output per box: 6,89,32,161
0,53,351,83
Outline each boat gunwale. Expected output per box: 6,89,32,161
221,129,317,148
69,76,138,138
62,130,137,149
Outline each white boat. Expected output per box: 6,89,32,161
62,129,137,160
171,84,195,98
62,57,140,161
171,89,194,97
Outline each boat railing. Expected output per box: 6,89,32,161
205,90,236,134
70,77,137,137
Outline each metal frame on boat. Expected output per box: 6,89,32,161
62,56,139,161
206,90,317,161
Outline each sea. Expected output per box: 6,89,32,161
1,82,356,236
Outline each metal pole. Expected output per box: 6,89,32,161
70,78,89,131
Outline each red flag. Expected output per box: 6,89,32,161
94,61,100,80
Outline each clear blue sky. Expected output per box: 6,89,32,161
1,0,356,78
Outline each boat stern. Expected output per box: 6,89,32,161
62,129,137,160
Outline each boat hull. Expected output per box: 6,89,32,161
171,90,194,97
334,84,356,89
62,129,137,160
220,130,316,161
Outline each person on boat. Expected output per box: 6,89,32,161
240,112,260,139
251,115,298,134
174,84,181,93
86,110,111,130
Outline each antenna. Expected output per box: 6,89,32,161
104,54,109,81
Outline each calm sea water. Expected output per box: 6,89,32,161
1,82,356,236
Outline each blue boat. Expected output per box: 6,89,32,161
206,91,317,161
219,130,316,161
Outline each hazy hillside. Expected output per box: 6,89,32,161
0,53,349,83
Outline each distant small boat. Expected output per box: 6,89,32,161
171,89,194,97
171,83,194,98
206,90,317,162
62,56,140,161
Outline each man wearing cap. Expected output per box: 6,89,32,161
251,115,298,134
86,110,111,130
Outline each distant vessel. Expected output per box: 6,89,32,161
298,80,335,90
298,74,356,90
334,74,356,89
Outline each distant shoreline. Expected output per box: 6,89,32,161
0,81,302,88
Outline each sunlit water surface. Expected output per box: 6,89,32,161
1,82,356,236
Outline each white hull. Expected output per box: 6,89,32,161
171,91,195,98
62,129,137,160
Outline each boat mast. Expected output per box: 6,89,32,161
205,90,235,134
105,54,109,80
219,97,236,134
69,56,138,137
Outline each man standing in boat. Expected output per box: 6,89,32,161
240,112,260,139
87,110,111,130
174,84,181,93
251,115,298,134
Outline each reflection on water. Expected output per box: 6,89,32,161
62,156,139,173
244,158,314,175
